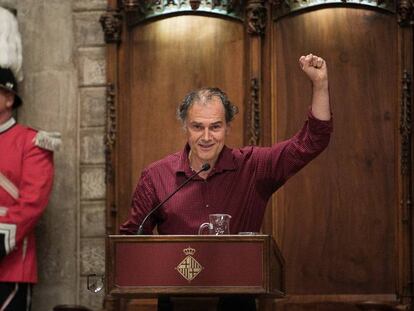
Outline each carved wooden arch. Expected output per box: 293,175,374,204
121,0,245,25
271,0,396,19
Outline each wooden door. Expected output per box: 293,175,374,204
122,14,246,229
268,2,412,310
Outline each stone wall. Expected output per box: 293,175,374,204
0,0,107,310
74,0,107,308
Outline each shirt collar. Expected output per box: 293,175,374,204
176,144,237,176
0,117,16,133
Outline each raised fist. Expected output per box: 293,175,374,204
299,54,328,85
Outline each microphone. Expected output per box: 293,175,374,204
137,163,211,235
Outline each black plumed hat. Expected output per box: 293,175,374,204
0,67,22,107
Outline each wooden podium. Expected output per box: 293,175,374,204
106,235,285,310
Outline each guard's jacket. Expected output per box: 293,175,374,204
0,118,54,283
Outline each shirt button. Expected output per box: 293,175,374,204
206,204,209,208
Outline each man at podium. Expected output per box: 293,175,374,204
120,54,332,310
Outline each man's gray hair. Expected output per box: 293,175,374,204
177,87,239,123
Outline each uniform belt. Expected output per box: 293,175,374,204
0,172,19,200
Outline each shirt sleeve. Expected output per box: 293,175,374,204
254,110,333,194
0,137,54,259
119,169,159,235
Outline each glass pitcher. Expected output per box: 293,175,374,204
198,213,232,235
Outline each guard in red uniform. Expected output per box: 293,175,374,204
0,7,59,311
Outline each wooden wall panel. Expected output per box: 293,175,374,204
117,15,245,228
272,8,398,295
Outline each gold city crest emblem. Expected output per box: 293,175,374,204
175,246,203,282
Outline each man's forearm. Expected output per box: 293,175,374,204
311,81,330,121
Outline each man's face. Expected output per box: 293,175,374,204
0,89,13,121
185,97,229,168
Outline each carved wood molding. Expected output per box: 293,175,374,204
100,9,123,44
246,0,266,36
248,78,261,145
105,83,118,234
120,0,245,25
400,70,412,177
399,70,413,303
271,0,396,20
105,83,116,185
397,0,414,26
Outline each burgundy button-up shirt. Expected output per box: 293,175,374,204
120,112,332,235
